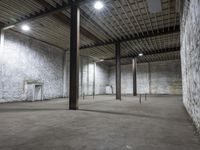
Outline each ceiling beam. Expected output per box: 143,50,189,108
30,0,101,42
2,0,111,42
104,47,180,61
80,8,113,39
53,13,102,42
3,0,88,28
0,22,5,29
111,57,180,66
80,25,180,49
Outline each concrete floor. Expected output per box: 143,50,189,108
0,95,199,150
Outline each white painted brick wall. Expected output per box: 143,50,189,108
181,0,200,133
109,60,182,95
0,31,64,102
0,31,109,102
63,56,109,97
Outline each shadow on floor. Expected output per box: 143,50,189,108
0,108,68,112
79,109,191,123
0,107,190,124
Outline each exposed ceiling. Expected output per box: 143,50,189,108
0,0,180,65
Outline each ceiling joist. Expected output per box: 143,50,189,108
32,0,101,42
104,47,180,61
3,0,88,28
0,0,180,64
80,25,180,49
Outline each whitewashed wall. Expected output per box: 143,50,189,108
0,31,109,102
109,60,182,95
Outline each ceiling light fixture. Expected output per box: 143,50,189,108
99,59,104,62
21,24,30,31
94,1,104,10
139,53,143,57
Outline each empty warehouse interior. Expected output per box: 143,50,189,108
0,0,200,149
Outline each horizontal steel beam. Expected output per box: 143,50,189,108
80,25,180,49
80,9,113,39
3,0,103,43
0,22,5,29
33,0,101,42
4,0,88,28
104,47,180,61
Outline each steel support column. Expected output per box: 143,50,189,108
63,51,68,97
148,63,152,94
80,58,83,97
69,1,80,110
133,58,137,96
116,43,121,100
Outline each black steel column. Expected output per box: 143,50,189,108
148,62,151,94
69,1,80,110
80,58,83,97
116,43,121,100
133,58,137,96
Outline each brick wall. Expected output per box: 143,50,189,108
181,0,200,132
109,60,182,95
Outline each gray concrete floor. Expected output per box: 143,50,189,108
0,95,200,150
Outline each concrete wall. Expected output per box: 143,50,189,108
63,53,109,97
181,0,200,132
109,60,182,95
0,31,64,102
95,63,110,95
150,60,182,94
0,31,109,103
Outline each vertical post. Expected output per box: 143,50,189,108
69,1,80,110
148,63,151,94
93,61,96,99
63,51,67,98
133,58,137,96
115,42,121,100
80,58,83,98
87,59,89,95
139,94,141,104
